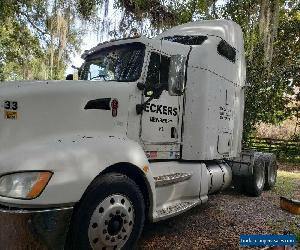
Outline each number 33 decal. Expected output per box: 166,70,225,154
4,101,18,110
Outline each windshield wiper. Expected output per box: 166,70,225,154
90,74,107,81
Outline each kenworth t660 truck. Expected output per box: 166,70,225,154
0,20,277,249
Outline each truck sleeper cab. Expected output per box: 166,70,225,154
0,20,277,250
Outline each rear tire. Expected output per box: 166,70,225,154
264,153,277,190
66,172,145,250
232,175,245,193
244,156,265,197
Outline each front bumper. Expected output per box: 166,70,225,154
0,205,73,250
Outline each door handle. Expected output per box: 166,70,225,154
171,127,178,139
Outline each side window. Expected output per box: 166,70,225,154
146,52,170,90
217,40,236,63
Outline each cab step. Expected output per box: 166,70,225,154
155,200,199,221
153,172,192,187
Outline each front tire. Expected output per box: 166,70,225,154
66,173,145,250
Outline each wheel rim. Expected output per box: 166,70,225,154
256,166,264,190
88,194,135,250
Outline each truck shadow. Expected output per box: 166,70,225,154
138,188,243,249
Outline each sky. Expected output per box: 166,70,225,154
65,0,119,75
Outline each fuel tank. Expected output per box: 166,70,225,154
206,161,232,194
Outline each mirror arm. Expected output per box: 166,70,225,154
136,86,163,115
137,82,145,90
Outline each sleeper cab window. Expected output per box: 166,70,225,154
145,52,170,97
217,40,236,63
163,35,207,45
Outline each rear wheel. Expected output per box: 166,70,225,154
232,175,245,193
244,156,265,197
66,173,145,250
264,153,277,190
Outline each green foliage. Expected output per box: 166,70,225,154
226,1,300,139
0,20,46,80
0,0,83,81
245,137,300,163
77,0,98,20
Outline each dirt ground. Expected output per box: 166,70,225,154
138,162,300,250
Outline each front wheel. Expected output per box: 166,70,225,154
66,173,145,250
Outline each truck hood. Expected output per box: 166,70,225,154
0,80,136,152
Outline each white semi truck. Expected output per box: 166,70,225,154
0,20,277,250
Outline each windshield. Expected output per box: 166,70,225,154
80,43,145,82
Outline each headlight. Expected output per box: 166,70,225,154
0,171,52,199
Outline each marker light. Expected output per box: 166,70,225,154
0,172,52,199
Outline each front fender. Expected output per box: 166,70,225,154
0,135,155,209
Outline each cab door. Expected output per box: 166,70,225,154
140,52,183,160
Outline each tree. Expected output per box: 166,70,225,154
0,0,83,80
222,0,300,139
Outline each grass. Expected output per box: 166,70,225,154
270,170,300,243
270,220,300,243
273,170,300,198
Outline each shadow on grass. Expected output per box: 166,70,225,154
270,170,300,243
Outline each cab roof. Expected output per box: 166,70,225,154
81,19,243,59
156,19,243,50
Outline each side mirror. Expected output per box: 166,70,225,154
66,74,73,80
168,55,186,96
